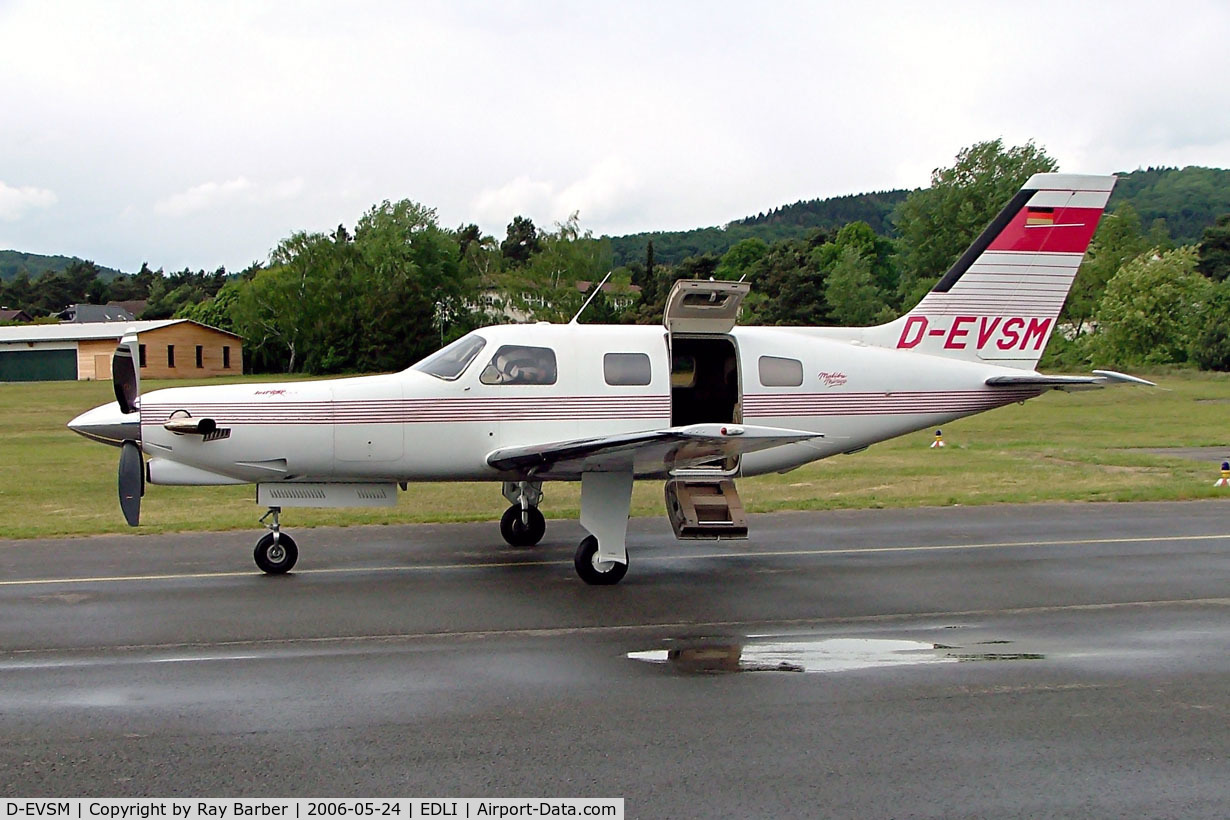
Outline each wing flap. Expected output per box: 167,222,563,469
487,423,821,478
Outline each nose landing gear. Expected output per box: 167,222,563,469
255,506,298,574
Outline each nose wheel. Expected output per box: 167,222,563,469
255,507,298,574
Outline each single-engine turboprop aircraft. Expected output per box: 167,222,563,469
69,173,1151,584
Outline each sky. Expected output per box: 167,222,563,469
2,0,1229,274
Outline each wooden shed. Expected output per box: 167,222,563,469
0,319,243,382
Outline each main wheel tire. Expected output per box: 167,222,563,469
573,535,628,585
254,532,298,574
500,505,546,547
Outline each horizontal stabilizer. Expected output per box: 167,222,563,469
487,423,820,478
986,370,1156,391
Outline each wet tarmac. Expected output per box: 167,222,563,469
1,500,1228,817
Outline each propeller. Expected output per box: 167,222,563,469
113,330,143,526
119,439,144,526
113,330,140,415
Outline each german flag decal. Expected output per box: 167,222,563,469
1025,207,1055,226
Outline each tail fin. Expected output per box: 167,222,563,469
868,173,1115,369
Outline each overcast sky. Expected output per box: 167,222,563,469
2,0,1228,273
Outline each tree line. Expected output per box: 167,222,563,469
3,139,1229,373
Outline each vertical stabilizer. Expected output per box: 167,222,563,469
866,173,1115,369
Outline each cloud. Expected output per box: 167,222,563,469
0,181,57,221
155,178,253,216
154,177,305,217
471,158,643,234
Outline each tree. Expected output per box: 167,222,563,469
458,228,501,283
519,213,613,320
176,281,242,334
824,245,885,326
755,239,828,326
233,230,340,373
3,272,34,312
1196,214,1230,282
1063,202,1150,335
456,223,483,257
501,216,541,266
348,199,467,372
715,237,768,280
894,139,1058,305
1089,246,1211,366
813,221,898,304
1189,281,1230,370
675,252,720,281
642,240,657,306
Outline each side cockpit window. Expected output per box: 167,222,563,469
412,334,487,380
480,345,558,385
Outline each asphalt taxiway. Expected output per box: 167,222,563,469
1,500,1228,817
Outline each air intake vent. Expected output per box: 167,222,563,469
257,482,399,508
266,487,328,500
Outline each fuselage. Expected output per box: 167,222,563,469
100,322,1043,486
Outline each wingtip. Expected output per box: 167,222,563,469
1091,369,1157,387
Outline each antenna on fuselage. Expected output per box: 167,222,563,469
569,270,615,325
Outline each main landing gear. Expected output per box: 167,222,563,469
255,507,298,574
500,480,546,547
501,475,634,585
574,535,628,585
574,470,633,586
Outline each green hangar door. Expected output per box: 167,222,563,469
0,349,77,381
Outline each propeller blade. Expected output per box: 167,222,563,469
113,330,140,416
119,440,144,527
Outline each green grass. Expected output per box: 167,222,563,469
2,369,1228,539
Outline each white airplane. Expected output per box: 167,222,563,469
69,173,1151,584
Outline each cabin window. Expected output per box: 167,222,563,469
138,344,146,368
413,334,486,380
604,352,651,386
195,345,204,368
758,356,803,387
480,345,557,385
222,346,231,369
167,345,175,368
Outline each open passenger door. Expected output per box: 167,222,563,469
663,280,750,335
663,279,752,540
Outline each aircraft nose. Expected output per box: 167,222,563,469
68,401,141,447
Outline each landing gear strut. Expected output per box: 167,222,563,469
575,470,633,585
255,506,298,574
500,481,545,547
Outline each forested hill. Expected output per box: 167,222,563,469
606,189,909,267
1108,166,1230,244
606,165,1230,267
0,250,123,282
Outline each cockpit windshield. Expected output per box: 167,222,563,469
410,334,487,380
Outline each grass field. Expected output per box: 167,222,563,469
2,369,1227,539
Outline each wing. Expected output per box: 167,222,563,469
986,369,1156,392
486,423,821,479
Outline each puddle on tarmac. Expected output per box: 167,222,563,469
627,638,1044,674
